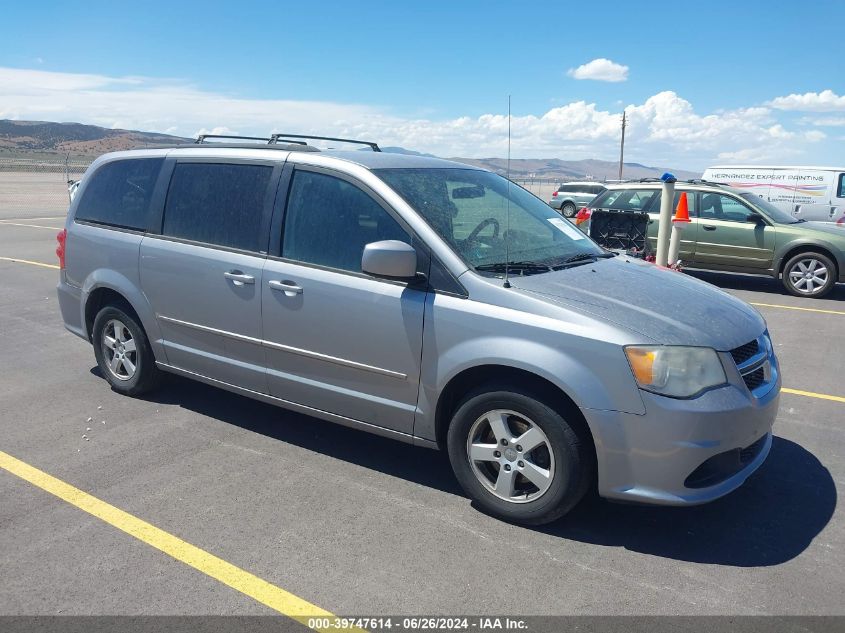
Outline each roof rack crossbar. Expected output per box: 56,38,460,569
269,133,381,152
196,134,271,144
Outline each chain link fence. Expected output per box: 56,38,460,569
510,177,559,201
0,157,92,217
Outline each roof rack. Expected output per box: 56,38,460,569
269,133,381,152
195,134,308,146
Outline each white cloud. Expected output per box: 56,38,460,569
769,89,845,112
0,66,835,169
567,58,629,82
802,116,845,127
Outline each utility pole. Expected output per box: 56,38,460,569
618,110,626,181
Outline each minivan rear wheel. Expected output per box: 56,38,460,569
782,252,836,298
446,386,593,525
92,305,161,396
561,202,577,218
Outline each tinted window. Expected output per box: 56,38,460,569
590,185,607,195
698,193,752,222
838,173,845,198
76,158,163,230
649,190,698,216
592,188,659,211
282,170,410,273
163,163,273,251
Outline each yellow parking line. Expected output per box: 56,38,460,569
0,450,341,628
0,256,59,270
0,221,63,230
750,302,845,316
782,388,845,403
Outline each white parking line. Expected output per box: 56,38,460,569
0,221,64,231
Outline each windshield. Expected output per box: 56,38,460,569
739,193,801,224
375,168,604,273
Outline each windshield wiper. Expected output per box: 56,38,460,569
551,251,615,269
475,261,553,275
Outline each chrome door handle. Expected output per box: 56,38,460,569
268,279,303,296
224,270,255,285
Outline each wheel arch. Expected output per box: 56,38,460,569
433,364,596,463
776,242,841,279
80,270,164,362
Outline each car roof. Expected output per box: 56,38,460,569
91,145,483,172
707,165,845,172
602,181,746,195
559,181,606,186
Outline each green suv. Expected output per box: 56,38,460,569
580,181,845,298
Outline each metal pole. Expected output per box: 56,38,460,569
618,110,626,181
655,173,676,267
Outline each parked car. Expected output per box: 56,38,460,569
549,181,606,217
577,180,845,298
57,137,779,524
702,165,845,223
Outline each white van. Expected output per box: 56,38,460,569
702,166,845,223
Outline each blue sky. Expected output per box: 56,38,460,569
2,0,844,169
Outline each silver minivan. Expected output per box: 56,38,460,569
57,137,781,524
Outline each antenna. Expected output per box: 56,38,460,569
503,95,512,289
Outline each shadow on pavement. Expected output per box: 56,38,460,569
687,269,845,301
545,436,836,567
118,372,835,568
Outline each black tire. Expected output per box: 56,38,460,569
92,305,161,396
446,385,593,525
781,251,837,298
561,202,577,218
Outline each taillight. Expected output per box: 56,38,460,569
574,207,592,225
552,191,558,197
56,229,67,269
837,216,845,226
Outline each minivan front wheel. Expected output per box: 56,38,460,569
92,305,160,396
782,252,836,298
447,386,593,525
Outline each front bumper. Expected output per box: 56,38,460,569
582,352,781,506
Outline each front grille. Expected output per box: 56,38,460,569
743,367,765,391
730,340,760,365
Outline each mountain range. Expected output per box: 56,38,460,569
0,119,700,180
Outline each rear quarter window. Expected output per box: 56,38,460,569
75,158,163,230
592,189,658,211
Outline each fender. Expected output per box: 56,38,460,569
81,268,168,363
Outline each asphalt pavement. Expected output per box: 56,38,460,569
1,210,843,617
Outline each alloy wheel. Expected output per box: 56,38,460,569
788,258,830,295
466,409,555,503
101,319,138,381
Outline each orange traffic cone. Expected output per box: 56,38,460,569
673,192,691,224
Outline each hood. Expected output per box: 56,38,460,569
509,257,766,350
792,220,845,239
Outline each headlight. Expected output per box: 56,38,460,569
624,346,727,398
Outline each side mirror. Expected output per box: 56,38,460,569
362,240,418,280
747,213,764,224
